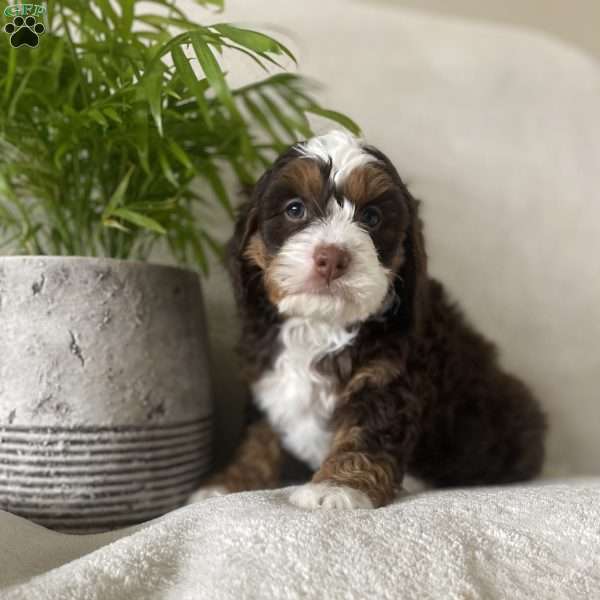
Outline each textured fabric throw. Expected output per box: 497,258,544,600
1,480,599,599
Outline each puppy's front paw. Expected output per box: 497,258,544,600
290,482,374,510
186,485,227,505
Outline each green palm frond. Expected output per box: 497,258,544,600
0,0,360,269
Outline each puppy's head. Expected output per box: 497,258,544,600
229,131,427,329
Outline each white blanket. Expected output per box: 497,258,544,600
1,480,599,599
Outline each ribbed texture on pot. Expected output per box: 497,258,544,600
0,257,214,532
0,417,211,533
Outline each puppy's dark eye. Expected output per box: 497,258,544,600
285,199,306,221
359,206,382,229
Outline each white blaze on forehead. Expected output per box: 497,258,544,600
318,197,357,244
299,130,376,185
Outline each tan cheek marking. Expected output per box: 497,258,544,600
343,165,395,208
244,234,285,304
244,234,269,270
263,264,286,305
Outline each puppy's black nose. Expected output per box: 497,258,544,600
313,244,351,283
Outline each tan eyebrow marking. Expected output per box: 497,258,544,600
279,158,325,202
343,164,396,207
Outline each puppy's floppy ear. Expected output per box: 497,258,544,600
228,201,258,260
396,191,428,333
226,168,272,305
226,201,258,305
363,145,428,332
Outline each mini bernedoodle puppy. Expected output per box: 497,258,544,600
192,130,546,510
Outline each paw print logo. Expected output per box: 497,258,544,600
4,15,45,48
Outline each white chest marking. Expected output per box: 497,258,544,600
251,318,357,469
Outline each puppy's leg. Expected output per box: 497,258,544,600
290,429,396,509
187,419,282,503
291,380,422,510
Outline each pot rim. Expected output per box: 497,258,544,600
0,254,201,276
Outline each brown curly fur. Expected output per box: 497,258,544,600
202,420,283,493
209,142,547,506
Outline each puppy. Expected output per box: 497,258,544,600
194,130,546,510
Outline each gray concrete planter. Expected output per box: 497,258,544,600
0,256,212,532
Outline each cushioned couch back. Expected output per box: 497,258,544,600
186,0,600,476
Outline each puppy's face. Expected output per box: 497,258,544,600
237,132,421,327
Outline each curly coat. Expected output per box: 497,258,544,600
204,138,546,508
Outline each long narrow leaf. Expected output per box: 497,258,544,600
258,92,297,141
305,107,361,135
201,163,234,217
103,166,134,218
168,139,194,171
212,24,296,64
171,45,212,127
142,62,165,136
158,149,178,187
243,93,285,146
111,208,167,234
189,31,240,120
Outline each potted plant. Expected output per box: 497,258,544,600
0,0,358,532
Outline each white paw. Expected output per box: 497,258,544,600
289,482,374,510
402,475,429,494
186,485,227,505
